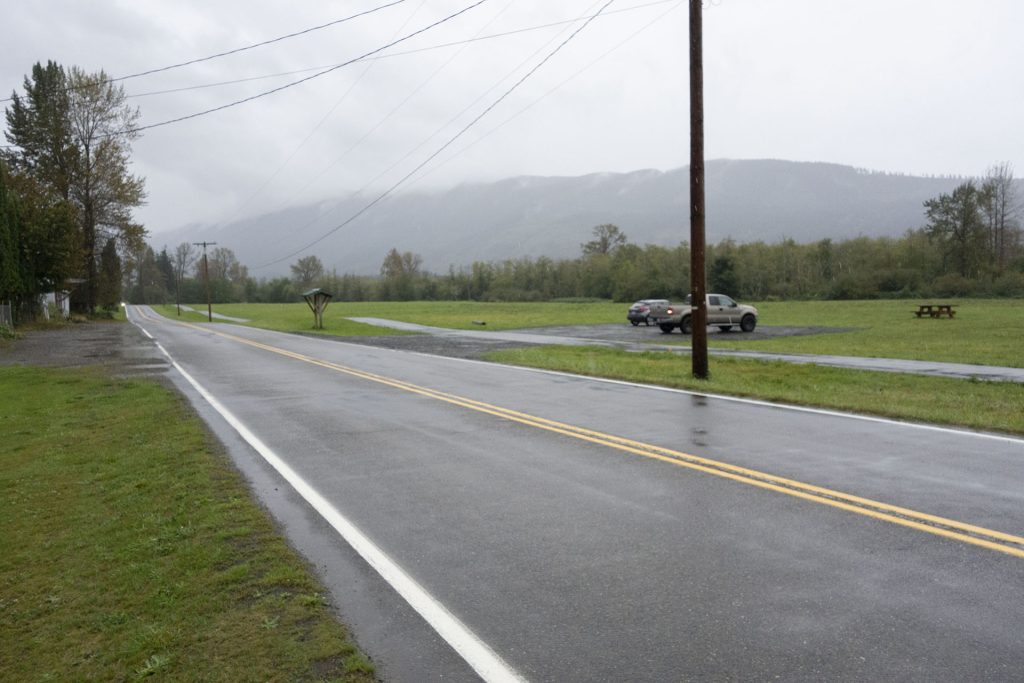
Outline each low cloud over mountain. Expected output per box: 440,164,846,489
158,160,974,276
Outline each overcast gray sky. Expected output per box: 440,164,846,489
4,0,1022,236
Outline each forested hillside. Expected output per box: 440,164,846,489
157,160,983,277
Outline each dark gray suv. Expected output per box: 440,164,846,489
627,299,669,326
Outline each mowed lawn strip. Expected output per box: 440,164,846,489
485,346,1024,436
706,299,1024,368
154,303,414,337
158,301,625,333
0,365,375,682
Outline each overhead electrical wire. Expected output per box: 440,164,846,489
415,0,686,187
210,0,430,231
254,0,618,270
0,0,408,103
246,0,518,250
111,0,409,83
275,0,612,246
249,0,609,260
119,0,675,101
404,0,686,254
109,0,491,137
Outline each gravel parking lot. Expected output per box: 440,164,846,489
329,322,852,360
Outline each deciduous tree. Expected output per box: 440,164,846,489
978,162,1021,273
581,223,627,257
924,181,985,278
290,255,325,290
96,237,122,310
0,161,79,319
5,62,146,312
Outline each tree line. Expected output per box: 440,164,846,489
3,60,1020,317
1,61,145,323
135,176,1023,309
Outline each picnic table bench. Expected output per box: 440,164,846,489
914,304,956,319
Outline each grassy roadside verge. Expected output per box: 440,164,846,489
156,301,624,333
0,365,375,682
485,346,1024,436
154,303,416,337
157,298,1023,367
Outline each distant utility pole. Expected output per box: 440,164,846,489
192,241,217,322
689,0,708,379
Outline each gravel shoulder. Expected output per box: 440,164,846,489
0,320,170,376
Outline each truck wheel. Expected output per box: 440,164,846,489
659,324,675,334
740,314,757,332
680,316,693,335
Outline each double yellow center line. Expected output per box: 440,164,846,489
140,309,1024,560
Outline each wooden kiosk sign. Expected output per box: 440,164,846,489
301,288,333,329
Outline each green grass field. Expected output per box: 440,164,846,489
711,299,1024,367
0,365,374,682
161,300,625,333
163,298,1023,368
484,346,1024,435
157,303,415,337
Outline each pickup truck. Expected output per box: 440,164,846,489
649,293,759,334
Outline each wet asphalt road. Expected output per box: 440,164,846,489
127,307,1024,682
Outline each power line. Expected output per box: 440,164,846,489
118,1,675,101
419,0,687,276
0,1,408,104
247,0,605,261
250,0,610,253
414,0,685,187
243,0,518,252
112,0,491,137
254,0,617,270
210,0,431,233
113,0,408,83
346,0,614,212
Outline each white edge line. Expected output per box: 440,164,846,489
130,315,526,683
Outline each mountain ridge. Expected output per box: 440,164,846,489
155,159,983,276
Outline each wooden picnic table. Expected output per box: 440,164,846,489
914,304,956,319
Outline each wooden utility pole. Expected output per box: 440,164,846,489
193,241,217,322
689,0,709,379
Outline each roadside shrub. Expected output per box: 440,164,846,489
829,273,879,300
875,268,921,295
991,272,1024,297
928,273,976,298
485,287,545,302
550,297,607,304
